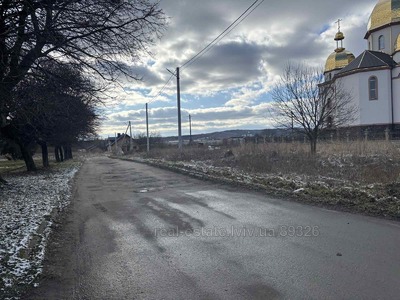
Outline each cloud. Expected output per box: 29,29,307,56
104,102,276,136
99,0,379,137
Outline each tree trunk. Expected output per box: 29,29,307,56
310,138,317,155
63,146,67,160
69,146,73,160
0,86,11,129
1,89,11,183
19,143,37,171
59,146,64,162
65,145,73,160
40,142,49,168
55,146,60,162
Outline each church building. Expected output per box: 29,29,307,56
324,0,400,133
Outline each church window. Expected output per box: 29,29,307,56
378,35,385,50
368,76,378,100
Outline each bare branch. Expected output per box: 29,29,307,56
271,63,357,154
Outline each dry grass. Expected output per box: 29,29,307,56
0,160,27,175
232,141,400,184
317,140,399,157
0,156,82,176
146,145,226,162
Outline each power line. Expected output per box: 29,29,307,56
146,0,264,107
147,73,175,106
181,0,264,70
181,0,259,69
183,0,265,70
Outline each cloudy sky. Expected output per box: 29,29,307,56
102,0,378,138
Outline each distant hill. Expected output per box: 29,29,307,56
162,128,290,142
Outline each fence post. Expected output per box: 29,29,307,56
364,129,369,141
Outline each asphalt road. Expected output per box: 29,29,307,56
25,156,400,300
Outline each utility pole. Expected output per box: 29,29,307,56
168,67,182,150
129,121,133,152
114,132,117,153
189,114,192,144
146,103,150,152
177,67,182,150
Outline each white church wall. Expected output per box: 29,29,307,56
368,26,400,54
392,67,400,124
390,26,400,53
341,70,392,127
358,70,392,126
339,75,360,126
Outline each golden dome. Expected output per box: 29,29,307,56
325,48,355,73
367,0,400,32
395,33,400,51
334,31,344,41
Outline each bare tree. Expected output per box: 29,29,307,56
271,64,356,154
0,0,166,182
1,0,166,115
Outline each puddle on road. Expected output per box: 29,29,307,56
134,187,166,193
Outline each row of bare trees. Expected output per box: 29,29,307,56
1,60,101,171
0,0,166,182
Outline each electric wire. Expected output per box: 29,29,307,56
191,0,265,67
146,0,264,107
147,73,175,106
181,0,264,70
141,0,264,137
181,0,259,69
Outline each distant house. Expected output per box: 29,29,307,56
225,137,245,146
107,133,137,153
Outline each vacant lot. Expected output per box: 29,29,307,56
127,140,400,220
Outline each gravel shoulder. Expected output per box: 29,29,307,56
116,156,400,221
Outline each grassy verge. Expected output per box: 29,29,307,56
0,160,27,175
118,140,400,221
0,157,81,176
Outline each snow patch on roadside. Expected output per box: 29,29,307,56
136,158,400,220
0,167,79,299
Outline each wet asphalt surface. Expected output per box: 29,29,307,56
25,156,400,300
